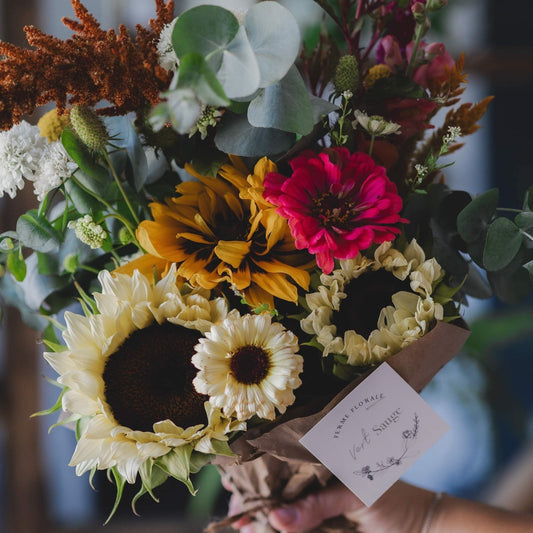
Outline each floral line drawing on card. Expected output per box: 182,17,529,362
354,413,420,481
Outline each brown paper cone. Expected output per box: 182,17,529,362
207,320,470,533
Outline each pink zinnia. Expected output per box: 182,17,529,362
263,148,407,274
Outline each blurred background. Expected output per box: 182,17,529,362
1,0,533,532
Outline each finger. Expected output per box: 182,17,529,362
228,493,253,528
268,484,365,533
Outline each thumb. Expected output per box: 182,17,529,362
268,483,364,533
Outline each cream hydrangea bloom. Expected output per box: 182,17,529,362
300,240,444,366
192,312,303,421
44,266,243,485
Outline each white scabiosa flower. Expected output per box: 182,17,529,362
157,18,179,71
30,141,78,201
301,239,444,367
43,267,242,488
68,214,107,249
192,312,303,421
0,120,46,198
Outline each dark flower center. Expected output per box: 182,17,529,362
332,269,411,339
312,192,357,229
103,321,207,432
230,345,271,385
214,211,248,241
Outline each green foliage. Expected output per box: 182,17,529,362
484,217,523,271
457,188,498,243
16,210,61,254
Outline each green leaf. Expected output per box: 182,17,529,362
515,211,533,230
106,116,149,192
132,460,169,514
6,250,26,281
487,251,532,303
163,86,203,134
104,467,126,525
215,112,295,157
210,439,235,457
310,95,338,122
457,188,498,243
37,251,59,276
61,128,110,184
64,177,103,214
213,25,260,99
243,1,301,87
173,5,259,99
248,66,314,135
31,387,66,418
155,446,195,495
16,210,61,253
483,217,523,271
173,5,239,70
177,52,229,107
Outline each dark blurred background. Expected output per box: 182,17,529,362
1,1,533,532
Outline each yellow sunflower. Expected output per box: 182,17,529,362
44,266,244,499
132,157,313,309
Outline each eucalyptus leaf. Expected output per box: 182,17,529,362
214,25,260,99
243,1,301,87
310,95,339,122
515,211,533,230
16,210,61,253
177,52,229,107
483,217,523,271
457,188,498,243
164,87,203,134
215,112,295,157
172,5,239,70
487,250,532,303
248,66,314,135
61,128,110,184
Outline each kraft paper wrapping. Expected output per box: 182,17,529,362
207,320,470,533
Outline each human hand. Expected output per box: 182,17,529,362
227,480,435,533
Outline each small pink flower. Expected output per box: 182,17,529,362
407,41,455,88
376,35,403,72
263,148,407,274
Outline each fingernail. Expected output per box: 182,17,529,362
273,507,298,526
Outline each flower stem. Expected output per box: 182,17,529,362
406,22,425,79
369,134,376,157
102,150,140,226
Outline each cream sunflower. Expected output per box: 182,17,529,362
44,266,244,496
192,312,303,421
300,239,445,367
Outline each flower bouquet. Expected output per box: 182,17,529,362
0,0,532,531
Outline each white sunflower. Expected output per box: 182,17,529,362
300,239,444,367
192,312,303,421
44,265,244,487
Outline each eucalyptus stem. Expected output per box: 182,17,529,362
102,150,140,226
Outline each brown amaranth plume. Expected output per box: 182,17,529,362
0,0,174,130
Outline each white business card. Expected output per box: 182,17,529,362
299,362,449,506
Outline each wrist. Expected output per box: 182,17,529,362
420,492,444,533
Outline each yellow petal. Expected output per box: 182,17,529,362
214,240,251,269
